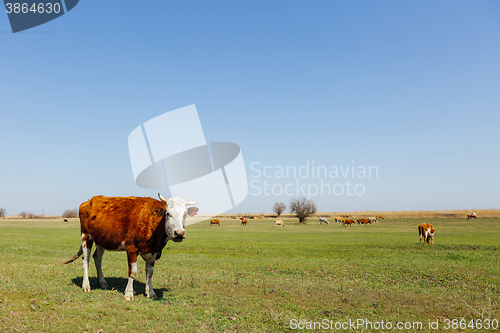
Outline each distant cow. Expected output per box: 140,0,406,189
357,219,371,225
377,215,385,220
467,212,478,220
63,194,198,301
63,219,68,222
211,219,221,226
342,214,349,218
335,217,344,223
319,217,329,225
343,219,354,226
275,219,285,227
368,217,378,223
418,223,435,244
241,218,248,225
258,216,264,219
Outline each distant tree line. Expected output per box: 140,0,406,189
62,208,78,218
273,197,317,223
13,208,77,219
18,211,44,219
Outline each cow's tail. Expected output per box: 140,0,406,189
62,245,83,264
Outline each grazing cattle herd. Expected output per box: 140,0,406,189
62,195,482,301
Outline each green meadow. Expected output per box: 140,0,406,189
0,217,499,332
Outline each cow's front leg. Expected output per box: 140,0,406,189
140,253,157,299
81,234,93,292
145,261,156,299
93,245,108,289
124,251,138,301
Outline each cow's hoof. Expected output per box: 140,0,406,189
147,293,157,299
82,286,91,292
124,296,134,301
99,281,109,289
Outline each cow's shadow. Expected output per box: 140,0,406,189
71,277,170,299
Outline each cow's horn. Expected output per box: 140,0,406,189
158,193,168,202
185,201,198,206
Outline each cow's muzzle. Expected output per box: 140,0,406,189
172,229,186,242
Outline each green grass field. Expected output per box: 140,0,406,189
0,217,499,332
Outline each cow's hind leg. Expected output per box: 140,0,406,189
124,252,138,301
81,234,93,292
93,245,108,289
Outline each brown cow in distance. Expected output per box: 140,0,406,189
357,219,371,225
241,218,248,225
210,219,221,226
343,219,354,226
418,223,435,244
63,194,198,301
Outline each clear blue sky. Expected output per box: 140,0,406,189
1,1,499,216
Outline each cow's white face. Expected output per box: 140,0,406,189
159,194,198,242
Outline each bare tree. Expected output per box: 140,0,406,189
19,211,27,218
0,208,6,218
62,208,78,218
272,202,287,217
289,197,317,223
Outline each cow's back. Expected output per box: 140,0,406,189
80,196,166,251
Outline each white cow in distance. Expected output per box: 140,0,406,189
319,217,329,225
275,219,285,227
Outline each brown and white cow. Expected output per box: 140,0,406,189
357,218,371,225
210,219,221,225
63,194,198,301
368,217,378,223
343,219,354,226
319,217,329,225
335,217,344,223
241,218,248,225
377,215,385,220
275,219,285,227
467,212,478,220
418,223,435,244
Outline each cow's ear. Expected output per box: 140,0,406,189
151,208,165,217
187,207,199,217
